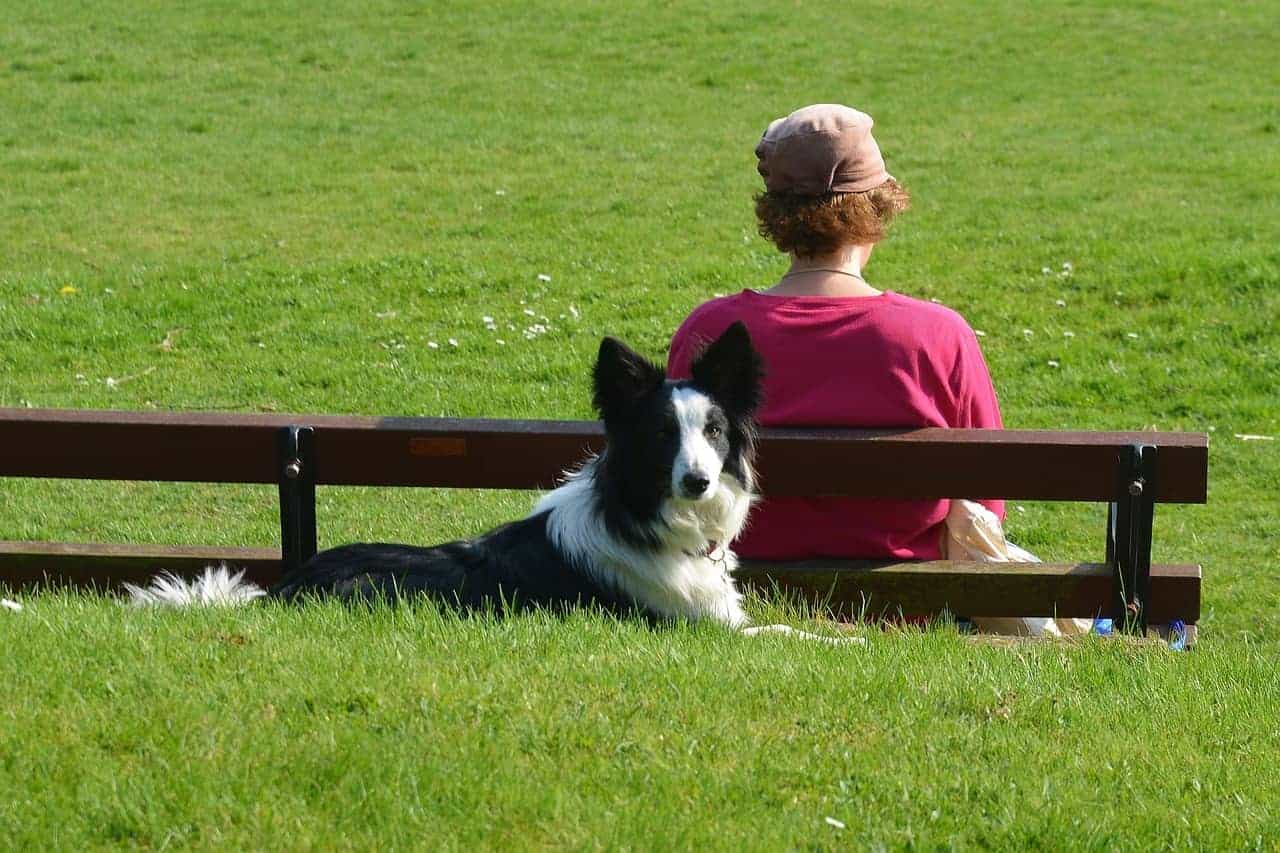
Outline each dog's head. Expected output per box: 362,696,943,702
593,322,763,513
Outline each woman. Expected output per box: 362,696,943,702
667,104,1004,562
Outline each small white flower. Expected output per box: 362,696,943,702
537,273,551,282
1015,505,1027,513
1063,331,1075,338
1055,299,1066,307
104,288,116,294
1,598,22,613
494,189,507,196
930,298,941,304
974,329,986,337
1022,329,1034,338
481,315,494,324
569,304,580,319
495,339,505,345
105,377,118,389
523,308,536,317
427,341,439,349
375,310,397,320
824,817,845,830
1041,267,1052,275
1047,360,1060,368
1062,261,1073,271
1126,332,1139,339
448,338,459,347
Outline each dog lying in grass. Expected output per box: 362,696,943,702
127,323,858,645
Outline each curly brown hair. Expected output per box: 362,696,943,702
754,179,911,258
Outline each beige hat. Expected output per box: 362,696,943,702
754,104,893,195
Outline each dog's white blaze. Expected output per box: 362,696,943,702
670,387,722,500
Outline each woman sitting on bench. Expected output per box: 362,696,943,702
667,103,1004,567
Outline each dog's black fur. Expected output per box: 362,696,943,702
271,513,637,613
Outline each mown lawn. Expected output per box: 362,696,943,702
1,0,1277,847
3,597,1278,849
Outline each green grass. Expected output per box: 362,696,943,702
3,595,1278,849
1,0,1278,847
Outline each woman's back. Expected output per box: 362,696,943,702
668,288,1003,560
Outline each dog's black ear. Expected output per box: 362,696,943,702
691,320,757,417
593,336,665,423
689,322,764,417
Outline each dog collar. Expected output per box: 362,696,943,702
684,541,725,564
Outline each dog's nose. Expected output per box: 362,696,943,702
681,473,711,497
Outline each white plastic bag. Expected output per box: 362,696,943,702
942,500,1092,637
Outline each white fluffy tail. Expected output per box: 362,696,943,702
123,564,267,608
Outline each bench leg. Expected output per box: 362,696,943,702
1110,443,1157,634
277,425,317,577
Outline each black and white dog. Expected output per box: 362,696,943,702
129,324,856,642
131,324,754,622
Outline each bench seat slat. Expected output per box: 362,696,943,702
736,560,1201,623
0,408,1208,502
0,541,1200,623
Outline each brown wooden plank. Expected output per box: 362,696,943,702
756,428,1208,502
0,541,1199,623
0,541,282,590
736,560,1201,623
0,408,1208,501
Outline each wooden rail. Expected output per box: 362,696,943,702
0,408,1208,501
0,541,1201,623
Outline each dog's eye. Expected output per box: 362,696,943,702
704,424,722,439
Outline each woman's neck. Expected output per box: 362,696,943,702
763,244,881,297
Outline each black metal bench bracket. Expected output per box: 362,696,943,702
1107,443,1158,633
277,425,317,577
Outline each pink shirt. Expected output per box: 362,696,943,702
668,289,1004,560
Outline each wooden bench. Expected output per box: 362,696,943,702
0,407,1208,633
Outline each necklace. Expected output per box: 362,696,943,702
780,267,866,281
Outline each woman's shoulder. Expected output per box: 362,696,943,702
685,289,756,318
878,291,981,342
668,291,759,377
672,291,756,339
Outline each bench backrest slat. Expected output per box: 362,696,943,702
0,408,1208,503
